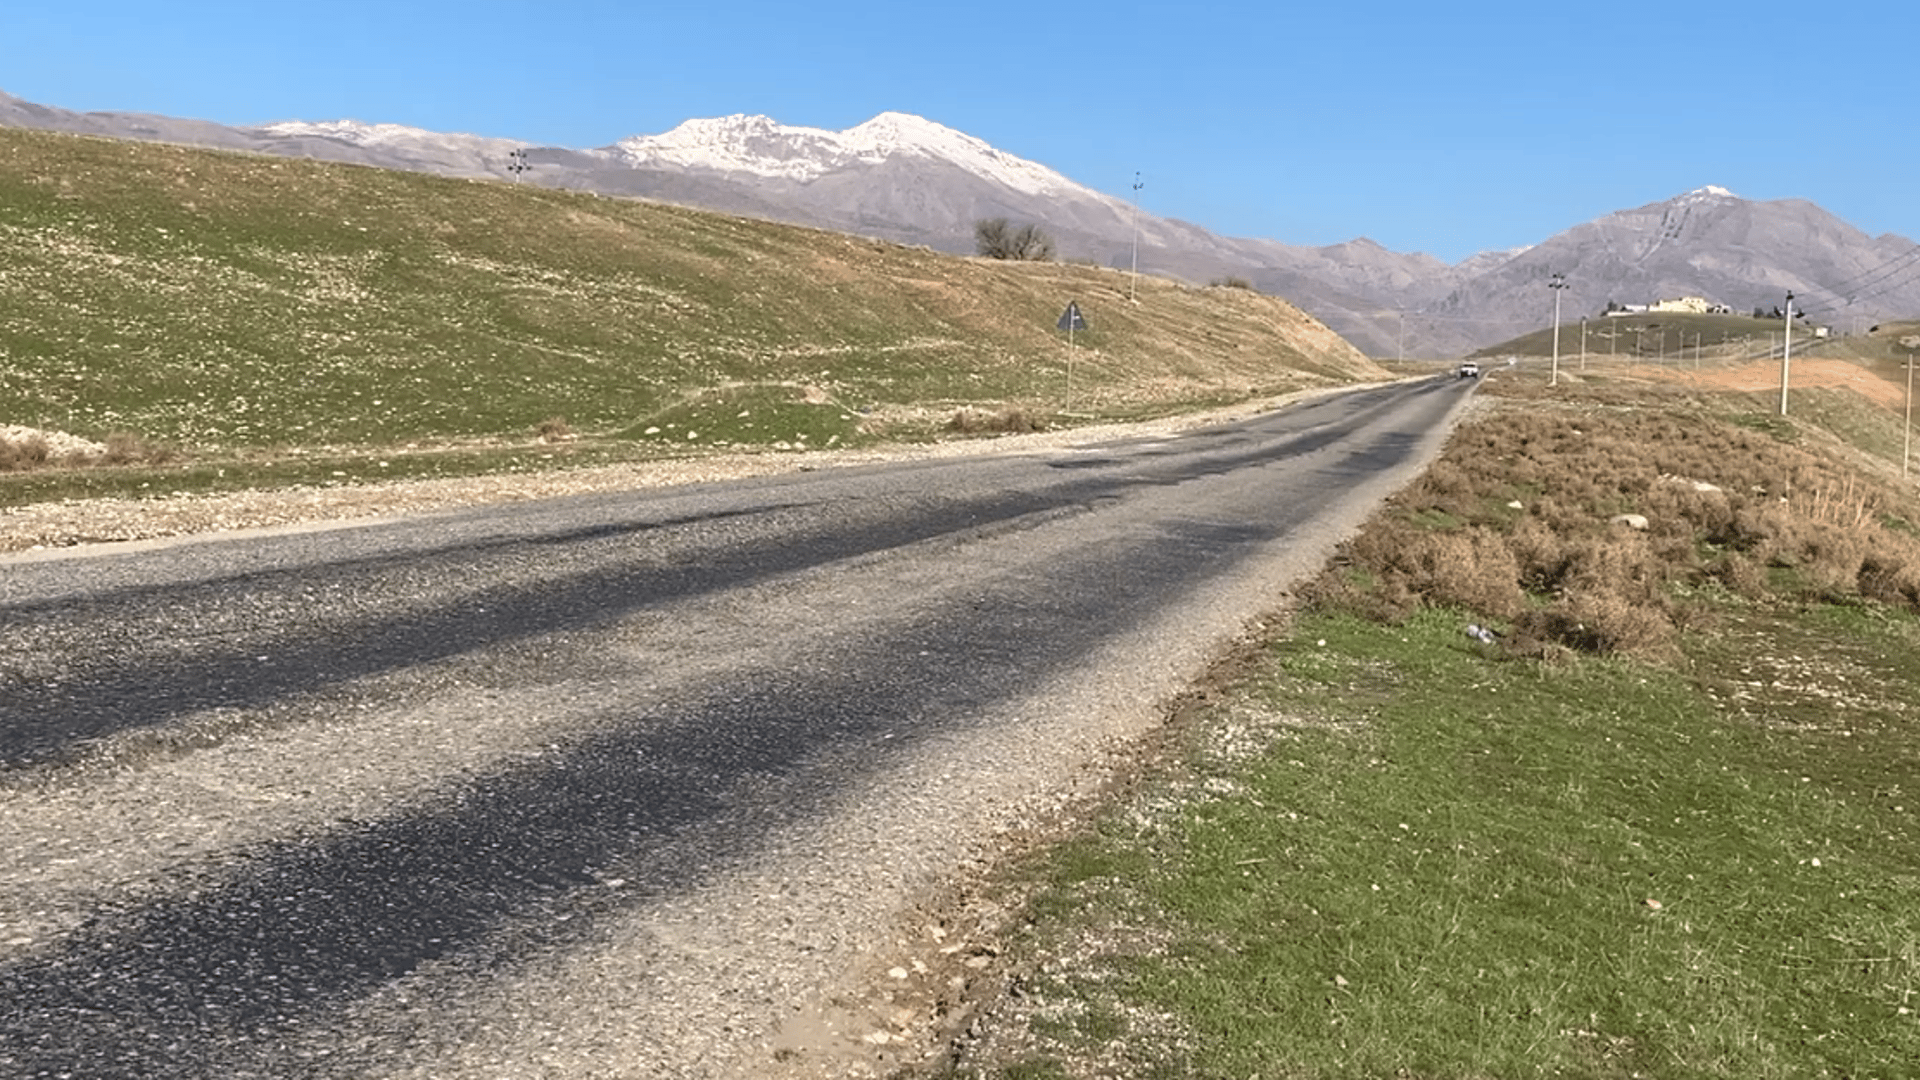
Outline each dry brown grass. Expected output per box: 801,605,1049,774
0,433,51,471
1308,387,1920,657
945,407,1046,435
1,431,171,471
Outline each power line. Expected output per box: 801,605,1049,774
1802,256,1920,317
1807,242,1920,297
1794,244,1920,319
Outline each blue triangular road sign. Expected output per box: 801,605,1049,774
1057,301,1088,332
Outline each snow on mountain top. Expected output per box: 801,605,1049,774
607,111,1083,197
256,119,525,152
1680,184,1739,201
1457,244,1532,269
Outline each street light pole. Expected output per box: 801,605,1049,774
1906,351,1914,480
1778,291,1795,416
1548,272,1567,387
1128,171,1144,303
1904,337,1920,479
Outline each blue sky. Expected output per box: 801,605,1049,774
6,0,1915,263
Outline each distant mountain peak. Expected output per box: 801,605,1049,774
256,118,526,153
1679,184,1739,201
605,111,1083,198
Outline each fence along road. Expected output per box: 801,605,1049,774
0,376,1472,1078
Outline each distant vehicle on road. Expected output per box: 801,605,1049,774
1458,362,1481,379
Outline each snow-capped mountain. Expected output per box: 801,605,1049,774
257,118,528,155
603,112,1087,199
4,88,1915,356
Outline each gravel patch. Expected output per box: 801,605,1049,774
0,389,1381,557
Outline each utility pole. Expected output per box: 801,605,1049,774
1549,273,1567,387
1580,316,1588,372
1128,172,1144,303
506,148,530,183
1778,291,1795,415
1903,336,1920,479
1906,348,1915,480
1397,308,1406,363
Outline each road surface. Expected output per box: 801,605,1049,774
0,377,1472,1078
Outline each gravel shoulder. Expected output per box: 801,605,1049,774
0,394,1348,558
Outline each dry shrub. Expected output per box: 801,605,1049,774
1706,553,1770,599
0,433,52,471
1559,532,1667,599
1507,516,1569,591
535,416,574,442
100,432,172,466
1317,389,1920,657
1300,559,1420,625
1799,527,1869,598
1509,590,1674,659
3,431,173,470
1801,478,1877,529
1402,460,1482,520
946,407,1044,434
1643,481,1735,538
1342,524,1523,620
1859,542,1920,605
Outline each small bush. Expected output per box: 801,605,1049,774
0,434,51,471
100,432,172,466
1304,391,1920,657
1210,276,1254,290
946,407,1046,435
974,218,1056,261
535,416,574,442
1508,590,1674,658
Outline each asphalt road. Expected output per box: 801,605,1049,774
0,377,1473,1078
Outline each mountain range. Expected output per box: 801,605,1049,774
5,90,1917,357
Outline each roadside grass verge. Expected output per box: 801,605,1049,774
942,385,1920,1077
1303,388,1920,659
958,604,1920,1078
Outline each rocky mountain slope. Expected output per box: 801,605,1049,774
6,91,1915,358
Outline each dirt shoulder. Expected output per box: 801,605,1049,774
1,388,1377,557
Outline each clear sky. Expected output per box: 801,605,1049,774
5,0,1915,264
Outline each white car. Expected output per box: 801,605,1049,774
1458,362,1481,379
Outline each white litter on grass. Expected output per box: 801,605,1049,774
0,425,107,459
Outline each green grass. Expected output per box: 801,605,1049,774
968,604,1920,1078
0,126,1382,504
612,382,876,450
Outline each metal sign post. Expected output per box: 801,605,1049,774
1057,301,1089,403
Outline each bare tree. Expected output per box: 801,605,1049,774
974,218,1056,261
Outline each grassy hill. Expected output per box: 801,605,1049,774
0,127,1380,501
1471,311,1805,362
